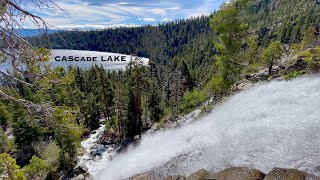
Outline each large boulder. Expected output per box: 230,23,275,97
72,174,85,180
205,167,265,180
73,166,88,176
285,58,308,74
130,173,154,180
186,169,211,180
235,79,254,91
264,168,320,180
253,68,269,81
246,66,284,82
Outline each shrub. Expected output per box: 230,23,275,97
0,128,15,154
299,47,320,73
180,89,207,113
284,70,307,80
0,153,26,180
24,156,49,179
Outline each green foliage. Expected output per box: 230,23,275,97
0,103,12,130
42,141,61,170
0,153,26,180
302,26,317,47
245,0,320,44
200,104,214,115
211,1,249,54
290,43,302,55
261,41,284,74
299,47,320,72
210,0,249,87
284,70,307,80
156,119,165,129
205,75,227,97
33,141,61,173
12,109,43,147
24,156,49,179
53,107,82,170
180,90,207,113
0,128,15,154
20,48,51,75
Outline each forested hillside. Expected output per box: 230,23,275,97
29,16,213,64
30,0,320,55
245,0,320,45
1,0,319,179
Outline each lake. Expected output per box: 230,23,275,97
0,49,149,71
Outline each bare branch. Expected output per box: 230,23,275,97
0,70,34,86
0,0,69,122
0,89,54,117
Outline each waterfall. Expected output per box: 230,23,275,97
87,76,320,180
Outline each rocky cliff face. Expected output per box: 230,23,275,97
130,167,320,180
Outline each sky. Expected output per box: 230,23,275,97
22,0,225,30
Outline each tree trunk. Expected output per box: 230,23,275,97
269,60,273,75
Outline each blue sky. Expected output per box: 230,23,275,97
24,0,225,29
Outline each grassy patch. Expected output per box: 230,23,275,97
156,118,165,129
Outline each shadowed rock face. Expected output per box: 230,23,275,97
285,58,308,74
206,167,265,180
130,167,320,180
264,168,320,180
130,173,154,180
164,176,187,180
186,169,211,180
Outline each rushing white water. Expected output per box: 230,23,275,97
90,76,320,180
78,124,106,168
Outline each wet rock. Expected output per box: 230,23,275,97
89,145,105,157
163,175,186,180
235,80,254,91
285,58,308,74
97,128,117,145
264,168,320,180
145,120,153,130
253,69,269,81
72,174,84,180
206,167,265,180
73,167,82,176
72,165,90,179
279,65,286,70
186,169,211,180
130,173,154,180
116,138,134,153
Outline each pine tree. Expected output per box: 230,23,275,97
261,41,284,75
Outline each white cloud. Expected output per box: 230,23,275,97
149,8,167,15
24,1,145,28
141,18,156,22
22,0,224,30
55,24,140,30
160,18,172,22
